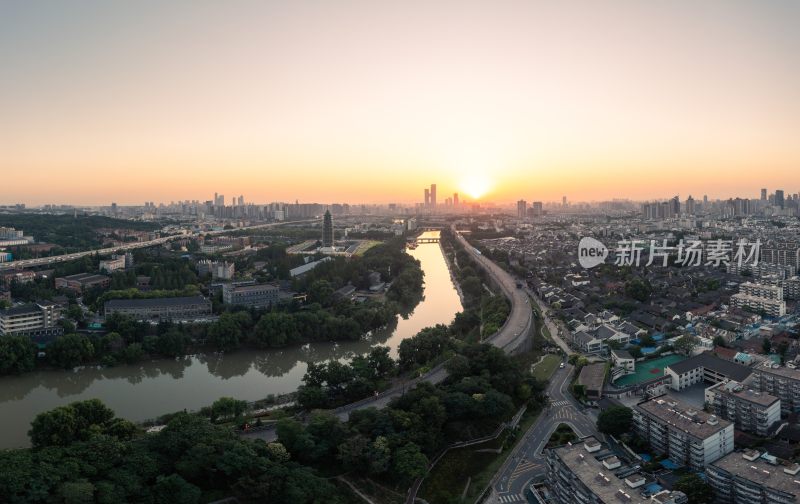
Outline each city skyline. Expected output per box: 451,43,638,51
2,0,800,205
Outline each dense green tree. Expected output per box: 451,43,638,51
308,279,335,306
47,333,94,369
674,473,713,503
0,335,37,375
625,277,652,302
597,405,633,437
156,328,191,357
398,324,454,370
28,399,132,449
152,474,201,504
673,335,698,356
210,397,248,422
392,443,428,485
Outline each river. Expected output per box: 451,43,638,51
0,231,462,449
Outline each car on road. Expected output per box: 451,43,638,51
559,362,565,369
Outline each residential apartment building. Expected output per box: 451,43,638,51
197,260,235,280
730,294,787,317
707,450,800,504
749,361,800,415
104,296,211,321
783,277,800,300
760,243,800,271
633,394,734,470
546,437,688,504
99,255,126,273
738,282,784,300
729,282,786,317
222,282,281,308
704,380,780,436
55,273,111,294
0,269,35,289
0,301,64,344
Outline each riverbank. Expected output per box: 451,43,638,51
0,233,464,449
438,240,466,307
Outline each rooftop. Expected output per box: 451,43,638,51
666,351,753,382
578,362,606,391
553,440,644,503
753,360,800,381
105,296,209,309
224,283,279,293
0,304,41,317
59,273,109,283
635,393,732,440
715,380,779,407
711,451,800,497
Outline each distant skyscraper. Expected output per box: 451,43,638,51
685,195,695,215
430,184,437,207
776,190,785,208
424,188,430,207
562,196,567,207
761,188,768,201
517,199,527,219
322,210,334,247
453,193,459,206
238,195,244,206
532,201,543,216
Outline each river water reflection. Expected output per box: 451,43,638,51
0,232,462,448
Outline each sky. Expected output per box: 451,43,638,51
1,0,799,206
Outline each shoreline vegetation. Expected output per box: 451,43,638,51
0,237,425,377
0,227,534,504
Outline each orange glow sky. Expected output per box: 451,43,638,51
1,1,799,206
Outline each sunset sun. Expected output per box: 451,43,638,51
461,174,491,200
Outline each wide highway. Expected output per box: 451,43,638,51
0,219,316,271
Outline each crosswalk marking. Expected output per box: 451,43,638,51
550,400,570,407
498,494,524,503
508,460,540,487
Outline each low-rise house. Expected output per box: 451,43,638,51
104,296,211,321
55,273,110,293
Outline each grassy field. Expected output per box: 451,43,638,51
419,409,542,504
354,240,382,256
531,354,561,381
529,301,553,342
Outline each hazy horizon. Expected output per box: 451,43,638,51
2,0,799,205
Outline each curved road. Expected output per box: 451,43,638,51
452,226,532,352
241,227,533,441
489,363,598,503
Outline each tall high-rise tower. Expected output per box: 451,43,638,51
761,188,768,201
424,188,430,207
322,210,334,247
430,184,437,207
453,193,459,207
517,200,527,219
776,190,785,208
